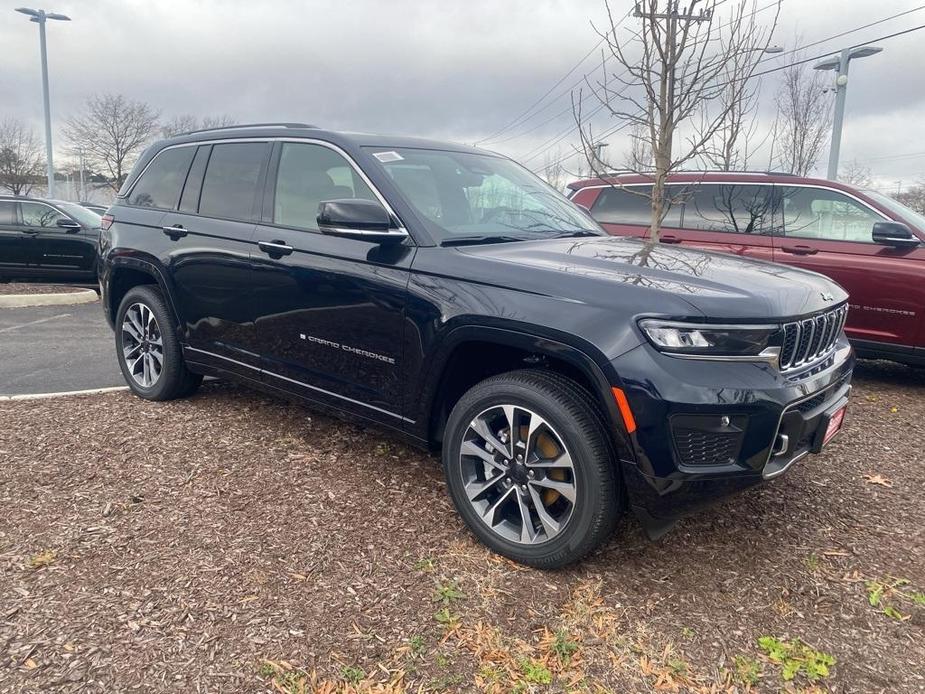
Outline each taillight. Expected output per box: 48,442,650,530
100,214,114,231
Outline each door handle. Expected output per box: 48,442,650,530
22,229,40,236
162,225,189,240
780,244,818,255
659,234,682,244
258,240,294,256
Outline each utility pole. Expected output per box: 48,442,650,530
78,149,85,201
814,45,882,180
14,7,71,198
592,142,609,171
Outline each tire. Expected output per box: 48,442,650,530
115,285,203,401
442,369,622,568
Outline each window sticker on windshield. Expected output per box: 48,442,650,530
373,151,403,163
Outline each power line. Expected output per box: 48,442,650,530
473,7,635,145
524,16,925,169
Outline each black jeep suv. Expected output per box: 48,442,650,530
99,123,854,567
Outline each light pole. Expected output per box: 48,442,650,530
15,7,71,199
814,45,882,181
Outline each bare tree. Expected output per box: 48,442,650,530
64,93,160,191
160,114,237,138
621,123,654,171
543,151,567,191
895,183,925,214
772,54,831,176
575,0,780,241
0,118,44,196
839,159,871,187
702,61,767,170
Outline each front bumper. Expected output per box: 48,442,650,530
611,338,855,533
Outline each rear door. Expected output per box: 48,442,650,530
154,141,270,377
19,201,95,277
0,200,28,274
248,140,412,424
775,185,925,347
671,183,777,262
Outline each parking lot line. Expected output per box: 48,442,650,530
0,313,72,334
0,385,129,401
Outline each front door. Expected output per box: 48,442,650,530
249,140,412,425
775,185,925,347
669,183,778,262
19,201,95,276
0,200,28,274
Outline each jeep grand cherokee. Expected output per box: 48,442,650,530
99,123,854,568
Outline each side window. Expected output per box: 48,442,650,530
0,200,16,225
685,184,776,235
781,186,882,243
179,146,210,213
589,185,683,226
198,142,270,222
129,146,196,209
274,143,376,230
20,202,66,228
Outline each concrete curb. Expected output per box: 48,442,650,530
0,288,99,308
0,385,129,401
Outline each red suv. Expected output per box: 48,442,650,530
568,172,925,366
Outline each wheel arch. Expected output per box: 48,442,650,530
106,256,180,331
420,325,633,460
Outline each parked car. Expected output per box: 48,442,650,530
0,196,102,282
79,202,110,215
99,124,854,567
568,172,925,366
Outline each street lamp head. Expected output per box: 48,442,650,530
14,7,40,16
15,7,71,21
763,45,784,54
849,45,882,60
813,55,841,72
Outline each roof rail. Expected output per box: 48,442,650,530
180,122,319,136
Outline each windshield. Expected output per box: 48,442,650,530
365,147,603,242
862,189,925,235
56,201,102,228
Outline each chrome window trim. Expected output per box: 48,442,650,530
572,181,891,225
121,137,408,233
185,346,414,424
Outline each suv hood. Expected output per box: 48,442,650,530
455,236,847,320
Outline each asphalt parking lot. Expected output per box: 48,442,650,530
0,300,124,396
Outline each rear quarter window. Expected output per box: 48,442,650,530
128,146,196,210
589,185,683,226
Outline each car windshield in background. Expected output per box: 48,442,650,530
862,189,925,234
56,201,103,228
366,147,603,243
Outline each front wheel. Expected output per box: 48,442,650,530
442,370,622,568
115,285,202,401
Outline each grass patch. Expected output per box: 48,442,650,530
519,658,552,684
340,665,365,684
552,629,579,665
757,636,835,682
733,654,762,686
865,577,921,621
433,580,465,605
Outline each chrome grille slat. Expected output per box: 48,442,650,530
778,305,848,373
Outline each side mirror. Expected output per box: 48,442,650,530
56,218,82,232
317,199,408,244
872,221,920,248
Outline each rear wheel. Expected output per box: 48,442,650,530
442,370,622,568
115,285,202,401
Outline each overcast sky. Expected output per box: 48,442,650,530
3,0,925,192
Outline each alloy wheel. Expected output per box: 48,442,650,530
121,302,164,388
459,404,577,545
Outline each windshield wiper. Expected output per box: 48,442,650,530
550,230,605,238
442,235,526,247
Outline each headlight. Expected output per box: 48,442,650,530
638,319,779,357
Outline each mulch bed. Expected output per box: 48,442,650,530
0,283,90,296
0,360,922,692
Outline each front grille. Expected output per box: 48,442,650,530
673,428,741,466
779,305,848,371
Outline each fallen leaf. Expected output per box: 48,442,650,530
863,474,893,488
